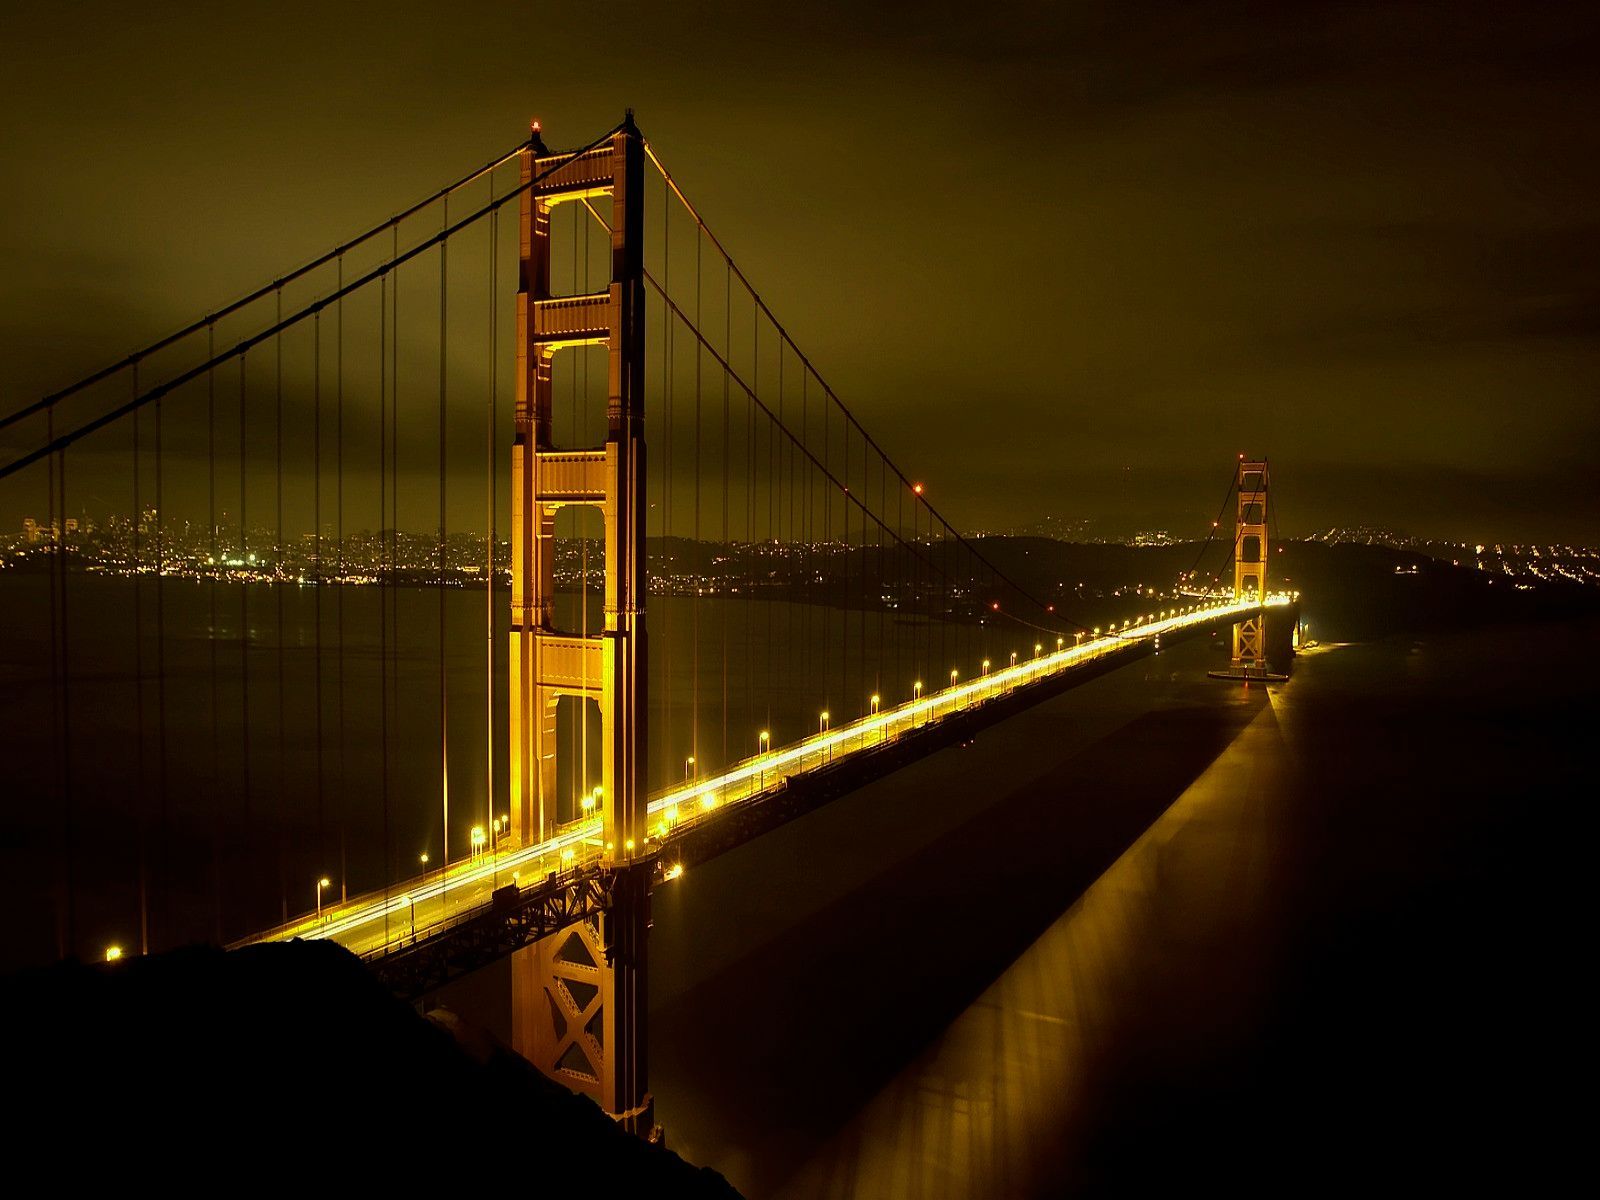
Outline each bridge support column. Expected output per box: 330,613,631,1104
1232,458,1270,671
508,117,654,1135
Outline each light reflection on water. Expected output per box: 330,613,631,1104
653,620,1598,1195
773,693,1289,1198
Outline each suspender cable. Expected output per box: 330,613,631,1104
312,310,325,919
439,198,450,890
660,180,673,787
692,231,702,771
46,409,59,955
751,309,761,743
1,136,538,434
646,144,1079,638
379,266,391,943
722,261,731,769
132,367,149,955
209,323,223,941
61,447,76,954
274,291,287,924
238,354,251,925
486,181,497,871
154,387,168,949
3,124,627,484
336,256,347,903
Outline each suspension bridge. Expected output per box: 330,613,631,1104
0,114,1293,1139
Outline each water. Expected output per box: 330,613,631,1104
8,569,1585,1192
645,620,1596,1194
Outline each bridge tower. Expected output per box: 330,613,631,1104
507,117,653,1135
1231,458,1269,672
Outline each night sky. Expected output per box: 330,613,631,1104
3,1,1596,542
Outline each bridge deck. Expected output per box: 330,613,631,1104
239,597,1292,966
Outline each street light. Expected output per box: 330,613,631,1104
420,851,430,872
316,876,331,920
913,680,923,726
685,755,695,783
470,825,486,858
820,711,830,761
1009,652,1017,668
105,946,123,963
759,730,770,787
982,658,990,676
1034,643,1042,658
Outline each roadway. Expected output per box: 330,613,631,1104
238,595,1294,960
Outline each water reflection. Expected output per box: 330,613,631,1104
772,687,1290,1198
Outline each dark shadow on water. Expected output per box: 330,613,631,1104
651,684,1267,1194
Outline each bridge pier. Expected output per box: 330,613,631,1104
509,862,652,1135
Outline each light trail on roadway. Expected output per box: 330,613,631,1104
239,596,1293,960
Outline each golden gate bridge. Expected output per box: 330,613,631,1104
0,113,1292,1138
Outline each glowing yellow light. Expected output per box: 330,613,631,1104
104,946,123,962
319,877,331,889
624,839,635,853
663,862,685,881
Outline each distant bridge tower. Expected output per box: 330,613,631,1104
1231,458,1269,671
507,116,652,1135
